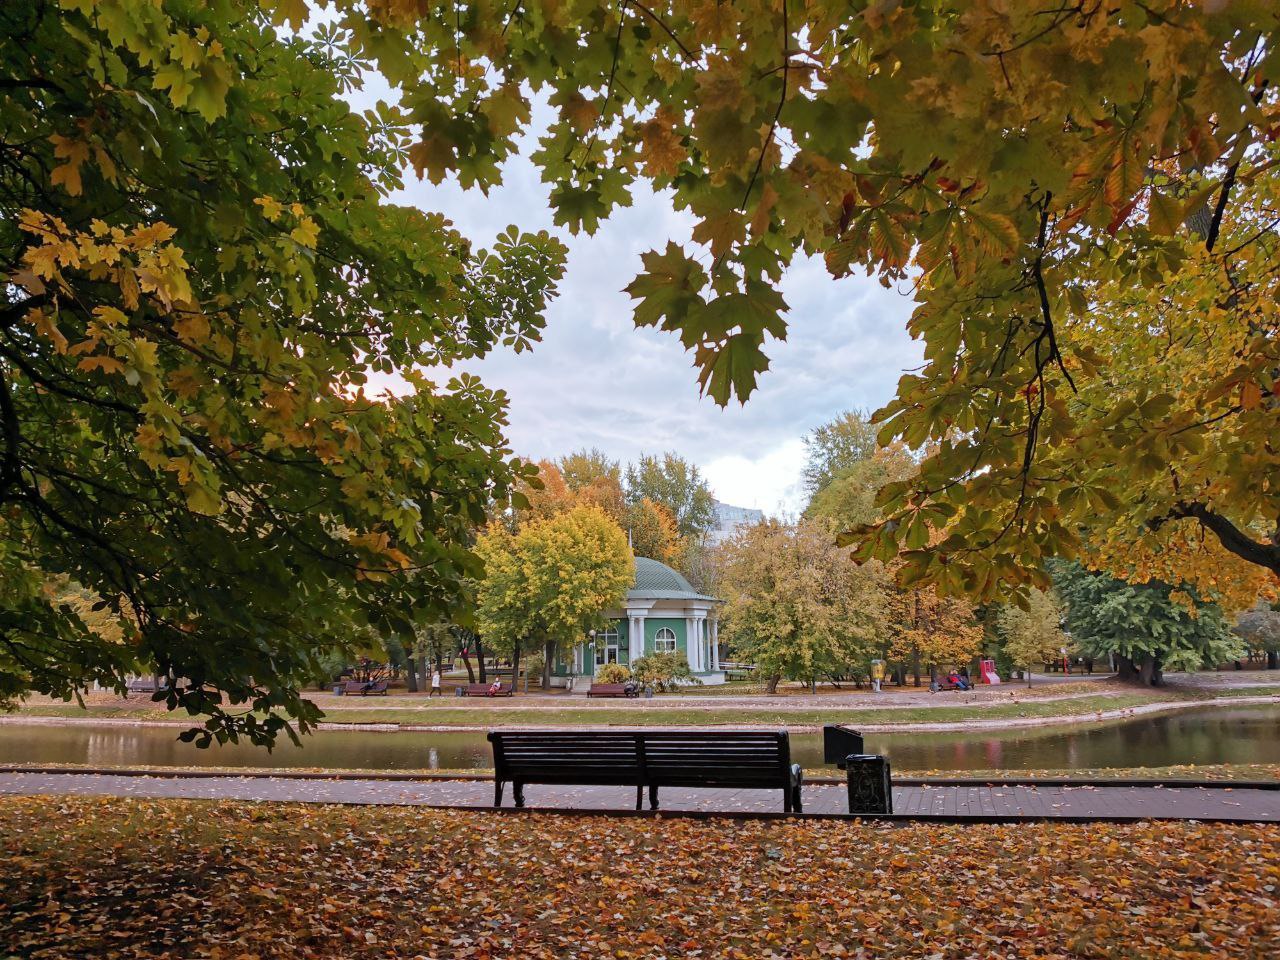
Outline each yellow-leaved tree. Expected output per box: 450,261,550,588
717,518,886,693
995,589,1071,675
475,505,632,689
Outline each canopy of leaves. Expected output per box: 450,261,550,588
1051,561,1243,680
1234,601,1280,655
5,796,1278,958
994,589,1071,669
802,410,879,496
322,0,1280,598
718,518,886,688
625,452,717,538
0,0,565,744
474,505,632,658
627,497,684,568
806,444,917,528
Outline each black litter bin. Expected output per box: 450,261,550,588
845,754,893,815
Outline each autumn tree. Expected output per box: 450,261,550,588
0,1,565,743
625,452,717,538
474,505,632,689
806,444,917,528
559,448,622,493
1234,601,1280,670
1051,562,1243,686
994,589,1071,675
324,1,1280,598
626,497,684,568
718,518,885,693
802,410,879,496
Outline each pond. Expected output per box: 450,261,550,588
2,703,1278,773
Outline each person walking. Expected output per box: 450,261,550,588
430,666,443,697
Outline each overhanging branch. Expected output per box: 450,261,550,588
1154,502,1280,577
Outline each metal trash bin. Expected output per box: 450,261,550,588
845,754,893,815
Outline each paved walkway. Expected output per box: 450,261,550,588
1,771,1277,821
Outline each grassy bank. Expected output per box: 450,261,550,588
1,795,1275,959
12,687,1280,729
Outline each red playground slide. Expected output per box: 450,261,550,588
979,658,1001,685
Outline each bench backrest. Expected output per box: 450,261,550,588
488,730,792,788
589,683,627,693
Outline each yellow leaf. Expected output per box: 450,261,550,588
77,356,126,376
290,217,320,248
49,134,89,197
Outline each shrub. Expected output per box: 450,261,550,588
630,652,701,692
594,663,631,684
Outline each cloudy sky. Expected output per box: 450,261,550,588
387,118,922,515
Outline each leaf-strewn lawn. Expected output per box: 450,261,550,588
1,797,1276,958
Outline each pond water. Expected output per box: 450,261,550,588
3,703,1279,773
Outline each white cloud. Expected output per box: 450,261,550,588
360,88,922,510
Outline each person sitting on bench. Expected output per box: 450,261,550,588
487,680,503,697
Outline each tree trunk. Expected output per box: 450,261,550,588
1115,655,1140,683
511,640,522,695
765,673,782,694
404,653,419,693
476,636,487,683
1138,654,1164,687
542,638,554,691
460,647,476,684
911,646,921,688
1267,650,1278,670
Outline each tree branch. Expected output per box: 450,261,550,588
1154,502,1280,576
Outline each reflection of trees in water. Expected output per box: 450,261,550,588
1,707,1277,772
863,706,1280,771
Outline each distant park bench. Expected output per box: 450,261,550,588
461,682,514,697
339,679,389,696
126,678,158,693
488,730,804,812
586,683,636,699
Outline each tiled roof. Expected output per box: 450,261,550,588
632,556,698,596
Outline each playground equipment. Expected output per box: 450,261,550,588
979,658,1001,684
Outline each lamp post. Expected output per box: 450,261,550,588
587,628,597,678
1061,645,1070,677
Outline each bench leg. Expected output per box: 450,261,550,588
784,790,792,814
514,781,525,808
635,785,643,812
648,785,659,811
494,780,504,808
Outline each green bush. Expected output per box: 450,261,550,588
594,663,631,684
630,652,701,692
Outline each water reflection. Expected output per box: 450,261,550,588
1,704,1277,773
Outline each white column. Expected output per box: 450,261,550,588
695,615,707,672
711,618,720,670
631,615,645,660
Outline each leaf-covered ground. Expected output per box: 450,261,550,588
0,797,1276,959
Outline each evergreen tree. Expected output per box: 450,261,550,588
1050,561,1243,686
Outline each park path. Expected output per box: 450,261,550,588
1,770,1276,822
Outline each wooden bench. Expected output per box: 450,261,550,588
461,682,513,697
340,679,389,696
586,683,635,699
488,730,804,813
